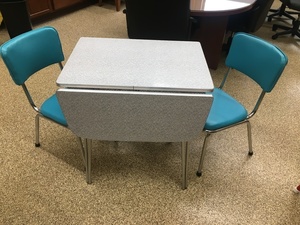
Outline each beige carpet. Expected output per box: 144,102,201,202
0,0,299,224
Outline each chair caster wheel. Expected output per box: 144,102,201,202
248,151,253,156
272,34,278,40
35,143,41,147
196,171,202,177
272,26,277,31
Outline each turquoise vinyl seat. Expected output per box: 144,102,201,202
205,88,248,130
40,94,67,126
0,26,84,163
197,32,288,177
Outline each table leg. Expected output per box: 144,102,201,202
77,137,86,169
99,0,120,11
84,138,92,184
191,16,228,70
181,141,188,190
115,0,121,11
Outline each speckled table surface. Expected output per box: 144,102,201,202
57,37,214,93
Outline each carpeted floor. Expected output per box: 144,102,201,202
0,0,299,224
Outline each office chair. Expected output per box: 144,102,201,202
0,0,32,38
267,0,297,22
196,32,288,177
0,26,86,166
228,0,274,33
272,0,300,39
225,0,274,49
124,0,192,40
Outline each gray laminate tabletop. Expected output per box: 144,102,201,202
56,37,214,93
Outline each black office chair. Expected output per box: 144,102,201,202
272,0,300,39
124,0,192,41
267,0,297,22
0,0,32,38
225,0,274,49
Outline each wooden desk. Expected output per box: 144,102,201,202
56,37,214,189
190,0,256,69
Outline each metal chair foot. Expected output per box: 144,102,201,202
196,171,202,177
35,143,40,147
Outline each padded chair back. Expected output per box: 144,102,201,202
0,26,64,85
246,0,274,32
285,0,300,11
225,32,288,92
227,0,274,33
125,0,191,40
0,0,32,38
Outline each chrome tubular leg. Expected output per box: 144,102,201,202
84,139,92,184
181,141,188,190
246,121,253,156
77,137,86,169
197,132,211,177
35,114,40,147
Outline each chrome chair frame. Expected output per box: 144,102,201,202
196,32,288,177
197,67,267,176
20,62,87,167
0,27,87,172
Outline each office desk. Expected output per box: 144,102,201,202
56,37,214,189
190,0,256,69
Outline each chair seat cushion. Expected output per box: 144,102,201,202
40,94,67,126
204,88,248,130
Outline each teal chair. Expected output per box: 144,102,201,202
197,32,288,177
0,26,85,166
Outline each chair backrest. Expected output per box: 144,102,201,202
225,32,288,92
285,0,300,11
246,0,274,32
227,0,274,33
0,0,32,38
57,89,213,142
0,26,64,85
125,0,191,41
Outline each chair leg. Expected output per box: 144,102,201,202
246,121,253,156
181,141,188,190
84,138,92,184
272,15,300,39
99,0,120,11
268,4,296,22
196,132,211,177
35,114,40,147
